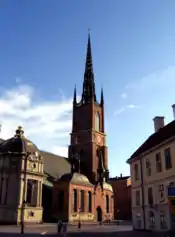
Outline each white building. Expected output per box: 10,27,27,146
127,105,175,231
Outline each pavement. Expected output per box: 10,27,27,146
0,222,170,236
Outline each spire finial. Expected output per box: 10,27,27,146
88,28,91,35
15,126,24,138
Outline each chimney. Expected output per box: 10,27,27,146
120,173,122,178
172,104,175,120
153,116,164,132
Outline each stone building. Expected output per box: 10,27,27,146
0,34,114,224
0,126,44,224
127,105,175,231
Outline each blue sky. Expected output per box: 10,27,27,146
0,0,175,177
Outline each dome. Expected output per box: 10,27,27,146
0,126,39,154
59,172,93,186
103,182,113,192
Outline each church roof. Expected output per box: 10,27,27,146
103,182,113,192
41,150,71,180
58,172,93,186
0,126,39,154
0,128,71,187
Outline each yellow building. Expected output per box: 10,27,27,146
127,105,175,231
0,126,44,224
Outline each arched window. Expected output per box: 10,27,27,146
106,195,109,213
88,191,92,213
72,189,77,212
95,112,100,131
58,190,64,212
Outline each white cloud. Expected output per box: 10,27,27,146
114,108,125,116
114,104,140,116
0,83,74,158
15,77,22,84
125,66,175,91
127,104,139,109
51,146,68,158
121,93,127,99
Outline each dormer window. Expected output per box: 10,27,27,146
146,159,151,176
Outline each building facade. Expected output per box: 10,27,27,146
0,126,44,224
127,105,175,231
109,175,132,220
0,34,114,224
52,34,114,223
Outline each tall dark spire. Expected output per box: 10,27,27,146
85,33,93,75
100,87,104,105
73,85,77,105
82,33,96,103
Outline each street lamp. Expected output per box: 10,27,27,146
20,152,29,234
78,208,81,229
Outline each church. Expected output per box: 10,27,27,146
0,34,114,224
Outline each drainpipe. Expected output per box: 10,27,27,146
139,157,146,230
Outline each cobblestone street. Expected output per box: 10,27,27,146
0,223,171,237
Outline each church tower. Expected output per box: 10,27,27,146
68,34,109,184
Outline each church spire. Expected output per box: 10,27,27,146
82,32,96,103
73,85,77,105
100,87,104,105
85,32,93,75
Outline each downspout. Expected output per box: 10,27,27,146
139,156,146,230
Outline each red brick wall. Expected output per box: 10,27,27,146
109,178,131,220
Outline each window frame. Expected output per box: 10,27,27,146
156,152,162,173
164,148,172,170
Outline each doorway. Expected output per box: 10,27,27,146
96,206,102,222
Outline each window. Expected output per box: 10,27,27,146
106,195,109,213
148,187,153,206
148,211,155,228
88,191,92,212
26,182,33,204
135,190,140,206
72,189,77,212
146,159,151,176
158,184,165,203
80,190,85,212
164,148,172,170
156,153,162,172
58,191,64,212
160,211,167,229
134,164,139,180
95,112,100,131
26,180,37,206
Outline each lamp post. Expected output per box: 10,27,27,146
20,152,28,234
78,208,81,229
